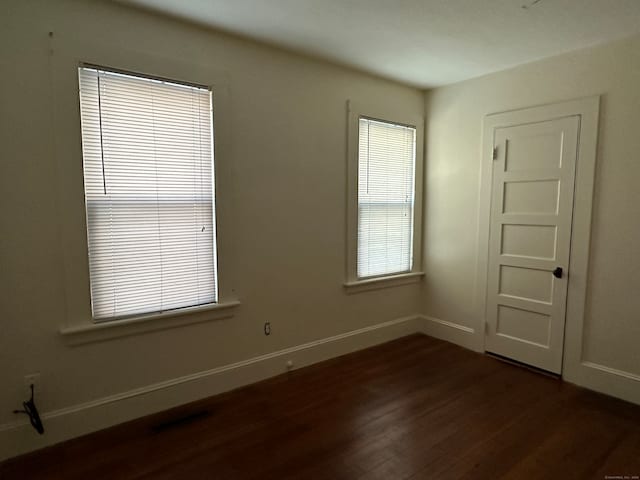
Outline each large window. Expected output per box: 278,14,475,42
346,103,423,288
78,65,218,321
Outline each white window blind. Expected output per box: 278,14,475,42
357,118,416,278
78,66,218,321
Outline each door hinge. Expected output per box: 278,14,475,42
492,146,498,160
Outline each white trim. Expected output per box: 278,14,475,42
582,362,640,383
0,314,422,461
477,97,599,356
472,96,638,405
59,301,241,345
5,313,638,461
49,36,238,337
569,362,640,406
344,271,424,293
419,315,481,352
476,98,600,358
418,315,640,405
345,100,425,286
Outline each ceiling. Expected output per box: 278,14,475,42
118,0,640,88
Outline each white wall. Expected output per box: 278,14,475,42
0,0,424,458
3,0,640,462
423,34,640,395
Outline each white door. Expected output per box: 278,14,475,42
485,116,579,374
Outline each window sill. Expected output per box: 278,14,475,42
343,272,425,294
59,301,240,346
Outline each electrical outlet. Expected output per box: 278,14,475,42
23,373,40,398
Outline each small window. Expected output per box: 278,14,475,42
346,103,423,288
357,118,416,278
78,66,218,321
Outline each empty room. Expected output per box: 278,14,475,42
1,0,640,478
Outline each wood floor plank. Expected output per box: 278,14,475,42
1,334,639,480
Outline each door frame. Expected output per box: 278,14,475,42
475,96,600,379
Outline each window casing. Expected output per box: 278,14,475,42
78,65,219,321
346,102,424,290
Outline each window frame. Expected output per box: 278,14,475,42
77,64,220,322
50,39,239,344
345,101,425,293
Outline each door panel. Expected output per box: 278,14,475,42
503,180,559,215
485,116,579,373
496,305,551,347
501,224,557,259
499,265,553,303
504,130,563,171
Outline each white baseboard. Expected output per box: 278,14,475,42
564,361,640,406
418,315,640,406
418,314,481,352
4,313,638,462
0,314,422,462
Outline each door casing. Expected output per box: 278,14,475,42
476,97,600,379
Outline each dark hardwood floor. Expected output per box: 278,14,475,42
2,334,640,479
